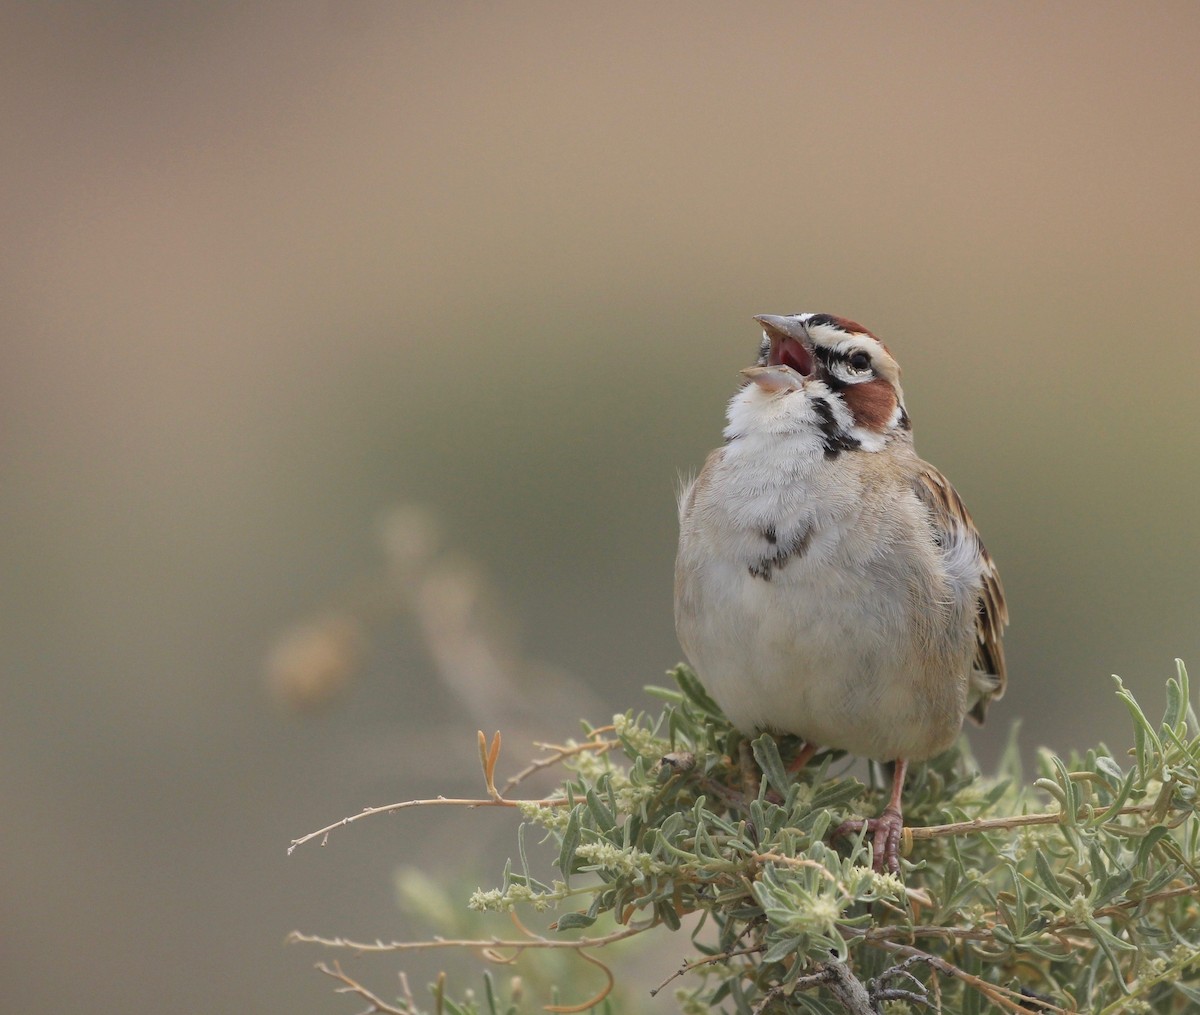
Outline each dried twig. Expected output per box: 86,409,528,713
498,730,618,796
287,923,648,955
315,960,409,1015
854,932,1070,1015
295,915,644,1015
904,801,1159,847
543,948,614,1013
290,729,573,853
754,958,875,1015
287,793,570,854
649,945,765,997
478,730,504,801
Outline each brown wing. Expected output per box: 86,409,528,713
913,463,1008,724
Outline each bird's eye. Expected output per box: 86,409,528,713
849,352,872,371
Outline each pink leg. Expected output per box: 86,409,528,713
786,740,819,774
832,758,908,874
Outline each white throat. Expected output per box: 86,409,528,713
724,381,889,455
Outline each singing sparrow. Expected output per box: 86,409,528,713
674,312,1007,873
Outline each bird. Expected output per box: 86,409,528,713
674,312,1007,873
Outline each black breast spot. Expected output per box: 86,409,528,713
748,527,812,581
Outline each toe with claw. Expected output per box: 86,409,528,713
833,805,905,874
832,758,909,874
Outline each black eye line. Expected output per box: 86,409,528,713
814,346,874,375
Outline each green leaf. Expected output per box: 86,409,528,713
1086,915,1137,988
938,861,960,912
1113,674,1164,778
642,684,684,704
1092,867,1134,909
517,823,532,886
482,970,499,1015
554,911,596,931
752,733,791,798
1164,675,1184,734
1135,824,1170,870
668,664,725,719
557,805,582,882
657,898,682,930
960,948,984,1015
585,787,616,831
1034,850,1072,904
1177,659,1199,736
811,779,866,811
1090,767,1139,827
1094,754,1125,788
980,778,1012,810
1174,982,1200,1003
991,922,1017,945
1139,863,1182,897
762,934,806,963
1052,754,1081,821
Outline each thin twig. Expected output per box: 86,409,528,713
543,948,615,1014
287,923,648,954
854,932,1070,1014
765,959,875,1015
316,960,409,1015
291,728,620,854
906,802,1158,843
649,945,765,997
752,851,843,882
397,971,417,1011
498,732,618,796
287,794,570,854
863,924,998,943
869,954,936,1008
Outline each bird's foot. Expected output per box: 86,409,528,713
833,806,904,874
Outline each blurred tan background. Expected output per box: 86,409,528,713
2,2,1198,1011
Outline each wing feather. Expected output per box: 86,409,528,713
913,463,1008,724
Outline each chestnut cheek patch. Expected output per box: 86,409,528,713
842,378,898,432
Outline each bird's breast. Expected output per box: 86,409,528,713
675,454,972,760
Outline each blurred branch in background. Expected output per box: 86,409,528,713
266,503,607,733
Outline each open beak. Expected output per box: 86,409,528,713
740,364,805,393
754,314,815,377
